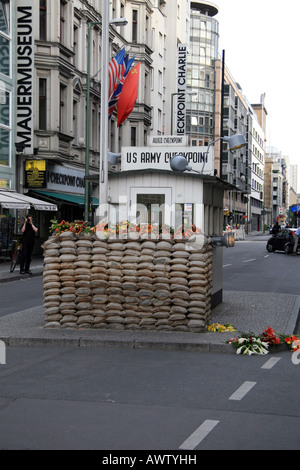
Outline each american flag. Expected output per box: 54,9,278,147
109,55,135,116
108,48,126,100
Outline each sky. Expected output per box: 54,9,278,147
215,0,300,171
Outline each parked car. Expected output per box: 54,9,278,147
266,229,299,254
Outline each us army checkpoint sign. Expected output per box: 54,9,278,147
121,146,214,174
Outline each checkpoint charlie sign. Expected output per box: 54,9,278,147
121,146,214,174
176,44,187,135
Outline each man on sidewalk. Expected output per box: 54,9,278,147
20,215,38,274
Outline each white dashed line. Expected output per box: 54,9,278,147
179,420,220,450
243,259,257,263
229,381,257,401
261,357,281,369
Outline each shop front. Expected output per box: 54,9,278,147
0,189,57,258
26,162,99,240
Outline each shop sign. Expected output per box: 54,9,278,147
25,160,47,188
15,0,34,154
46,164,85,194
121,146,214,174
0,179,10,189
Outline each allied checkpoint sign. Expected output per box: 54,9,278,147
121,146,214,174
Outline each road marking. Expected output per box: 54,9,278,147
223,264,232,268
229,381,256,401
243,259,257,263
261,357,281,369
264,255,270,258
179,420,219,450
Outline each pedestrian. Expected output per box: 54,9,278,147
20,215,38,274
292,227,300,256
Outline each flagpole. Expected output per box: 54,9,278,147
99,0,109,213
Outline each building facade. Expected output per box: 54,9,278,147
248,102,265,232
1,0,277,241
0,0,15,190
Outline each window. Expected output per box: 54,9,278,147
0,34,10,77
39,78,47,130
132,9,137,43
60,1,66,43
131,127,137,146
0,82,10,167
137,194,165,226
0,127,9,166
40,0,47,40
59,83,67,133
0,0,10,35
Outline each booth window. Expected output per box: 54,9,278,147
137,194,165,226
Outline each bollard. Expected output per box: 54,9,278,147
0,340,6,365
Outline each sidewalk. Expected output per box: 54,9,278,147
0,249,299,353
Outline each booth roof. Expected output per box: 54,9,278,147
87,168,238,191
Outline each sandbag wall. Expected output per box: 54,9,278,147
42,232,213,332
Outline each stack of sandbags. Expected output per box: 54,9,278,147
122,239,140,330
169,242,190,331
91,239,109,328
74,234,93,328
43,236,62,327
58,232,77,327
152,240,172,330
187,236,213,331
43,233,213,332
105,239,125,329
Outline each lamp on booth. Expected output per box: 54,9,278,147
170,134,247,174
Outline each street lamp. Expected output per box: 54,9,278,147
170,134,247,174
84,12,128,222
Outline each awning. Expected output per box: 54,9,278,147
0,190,57,211
32,190,99,207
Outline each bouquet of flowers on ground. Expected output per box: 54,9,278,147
207,323,236,333
227,332,269,355
281,334,300,352
260,327,281,346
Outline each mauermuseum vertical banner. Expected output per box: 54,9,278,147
15,0,34,154
176,44,187,136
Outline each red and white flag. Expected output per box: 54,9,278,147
108,48,126,100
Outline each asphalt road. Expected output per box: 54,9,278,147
0,346,299,450
0,238,299,450
223,238,300,294
0,276,43,317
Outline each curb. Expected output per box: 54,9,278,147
0,331,233,353
0,270,43,284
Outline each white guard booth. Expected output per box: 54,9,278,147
95,142,233,308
